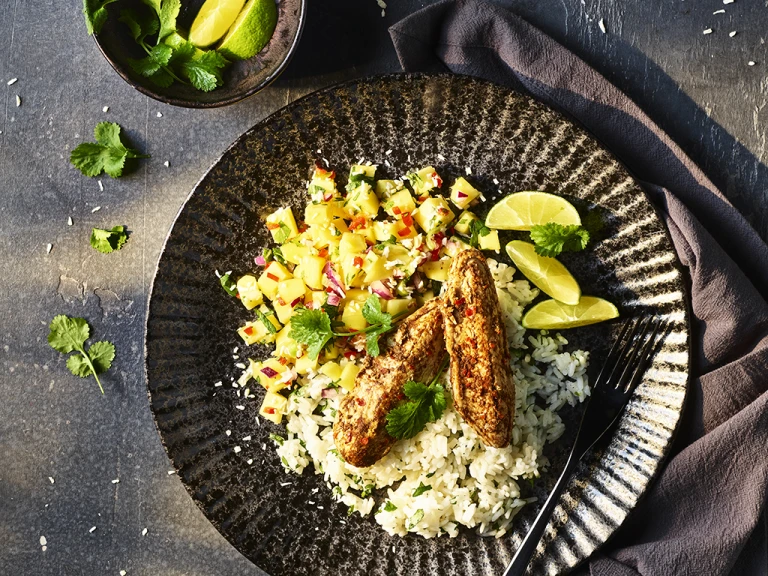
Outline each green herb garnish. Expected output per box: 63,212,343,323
47,315,115,394
70,122,149,178
255,307,278,334
385,356,449,440
467,219,491,249
269,433,285,445
412,482,432,497
219,271,238,297
407,509,425,530
529,223,590,257
82,0,119,35
90,225,128,254
383,501,397,512
289,296,405,360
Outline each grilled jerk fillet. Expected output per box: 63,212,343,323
443,249,515,448
333,299,448,467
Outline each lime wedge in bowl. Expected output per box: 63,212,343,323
486,191,581,230
190,0,247,48
522,297,619,329
218,0,278,60
505,240,581,305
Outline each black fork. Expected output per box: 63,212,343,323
503,315,668,576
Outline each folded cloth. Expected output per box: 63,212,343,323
390,2,768,575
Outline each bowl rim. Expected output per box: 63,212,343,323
92,0,307,109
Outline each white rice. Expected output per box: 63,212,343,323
271,259,590,538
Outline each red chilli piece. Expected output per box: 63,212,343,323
398,226,411,237
266,223,280,230
402,213,414,227
264,407,276,414
266,272,279,282
360,437,369,445
392,206,402,215
465,307,475,317
243,326,254,336
355,397,365,406
353,256,364,268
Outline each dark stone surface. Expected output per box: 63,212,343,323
0,1,764,575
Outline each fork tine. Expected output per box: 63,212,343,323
593,317,637,389
600,316,646,390
615,316,662,392
622,317,667,393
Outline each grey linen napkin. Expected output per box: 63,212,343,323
389,2,768,575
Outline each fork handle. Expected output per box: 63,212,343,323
502,453,578,576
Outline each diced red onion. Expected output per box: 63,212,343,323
324,193,333,202
322,388,337,398
290,297,303,307
457,191,468,199
327,293,341,306
370,280,394,300
261,367,278,378
254,254,266,266
323,262,346,298
411,271,424,290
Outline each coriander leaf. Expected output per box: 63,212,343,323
140,0,162,12
48,315,112,394
429,382,447,421
362,295,391,327
118,8,158,42
365,327,386,358
290,308,333,360
529,223,589,258
70,122,149,179
402,380,430,403
83,0,118,35
181,50,229,92
271,247,287,266
90,226,128,254
47,315,89,354
467,219,491,249
127,43,173,77
219,272,238,297
157,0,181,41
386,357,449,439
413,482,432,497
383,501,397,512
87,341,116,374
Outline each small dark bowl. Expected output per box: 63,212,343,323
94,0,306,108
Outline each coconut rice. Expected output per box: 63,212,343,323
264,259,590,538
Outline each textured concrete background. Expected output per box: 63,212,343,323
0,1,765,575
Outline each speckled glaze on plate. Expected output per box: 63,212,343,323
94,0,305,108
145,74,690,575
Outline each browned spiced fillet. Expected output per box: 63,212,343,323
443,248,514,448
333,298,448,467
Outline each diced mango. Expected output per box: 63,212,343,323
340,232,367,256
373,221,398,242
383,189,416,218
479,229,501,251
274,324,298,359
339,363,361,391
363,252,390,283
280,241,310,265
259,391,288,424
421,258,452,282
445,236,472,257
416,290,436,305
454,210,479,235
295,354,318,375
341,299,368,331
394,221,418,240
346,183,380,217
236,274,263,310
319,361,343,381
305,203,333,225
265,207,299,244
320,343,342,361
385,298,416,317
406,166,442,199
340,253,366,288
253,358,289,392
344,289,370,303
413,197,455,234
375,179,404,200
277,278,307,307
301,255,326,290
449,177,481,210
353,225,376,245
257,261,292,300
308,290,327,309
238,321,274,345
273,300,295,325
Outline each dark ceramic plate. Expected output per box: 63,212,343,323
145,74,690,575
94,0,305,108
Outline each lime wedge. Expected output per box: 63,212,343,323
218,0,278,61
522,297,619,329
486,192,581,231
189,0,247,48
505,240,581,305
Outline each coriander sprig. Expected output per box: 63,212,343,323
385,355,449,440
529,223,590,258
47,315,115,394
70,122,149,179
289,295,408,360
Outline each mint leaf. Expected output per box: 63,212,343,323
289,308,333,360
90,226,128,254
70,122,149,179
529,223,589,258
83,0,119,35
